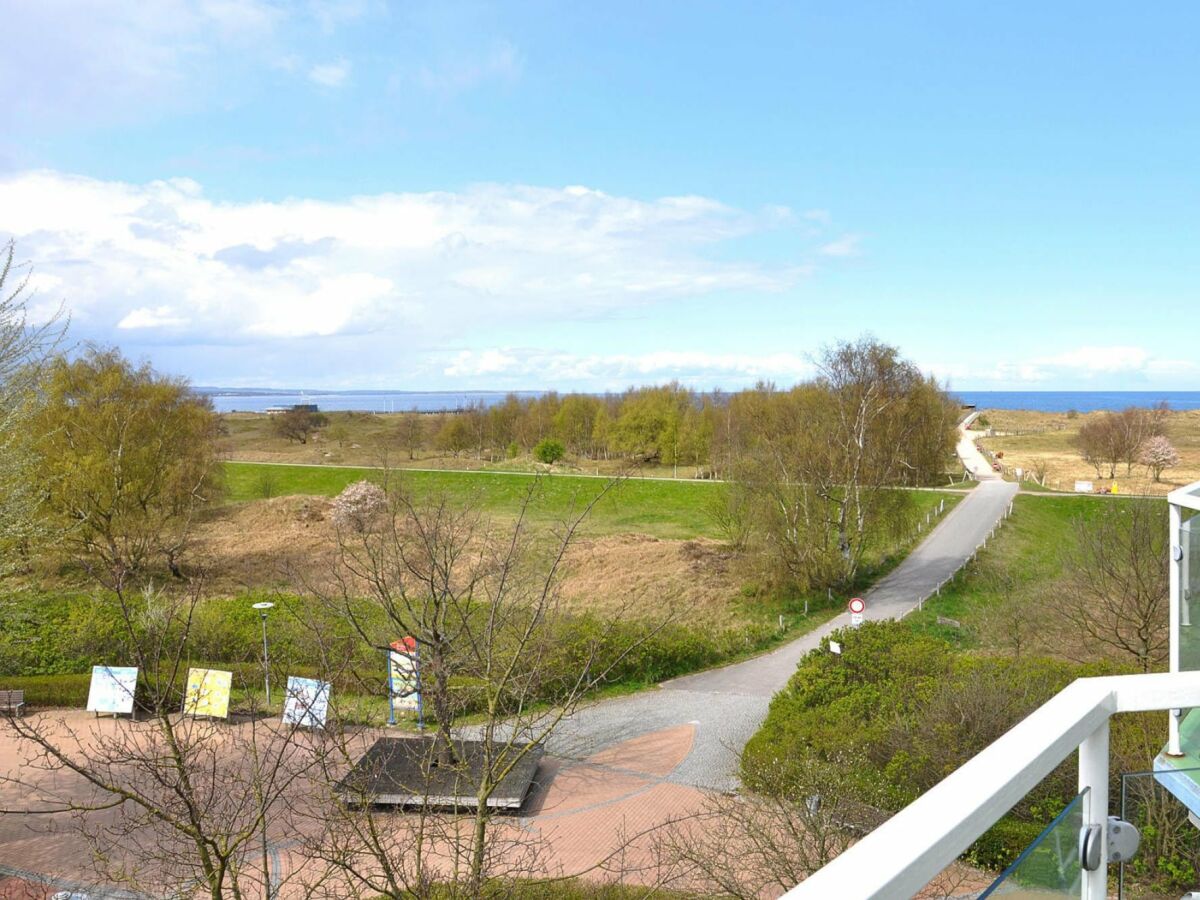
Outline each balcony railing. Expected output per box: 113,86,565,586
784,671,1200,900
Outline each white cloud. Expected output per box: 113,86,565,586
0,169,805,353
443,349,815,387
308,59,351,88
927,344,1200,387
118,306,190,330
0,1,285,126
818,234,862,258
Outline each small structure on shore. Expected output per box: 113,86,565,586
265,403,319,416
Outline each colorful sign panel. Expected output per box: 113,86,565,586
389,637,420,712
282,676,330,728
183,668,233,719
86,665,138,714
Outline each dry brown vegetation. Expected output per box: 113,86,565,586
188,496,747,626
972,408,1200,495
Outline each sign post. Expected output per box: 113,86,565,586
848,597,866,628
388,637,422,728
86,665,139,717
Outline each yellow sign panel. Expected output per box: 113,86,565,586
183,668,233,719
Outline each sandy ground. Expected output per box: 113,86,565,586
186,496,745,624
970,408,1200,495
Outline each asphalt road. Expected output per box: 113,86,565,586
549,423,1019,789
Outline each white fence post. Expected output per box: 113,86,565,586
1078,720,1110,900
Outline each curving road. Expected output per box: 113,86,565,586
548,420,1019,790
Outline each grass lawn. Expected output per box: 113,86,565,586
224,461,726,538
905,493,1151,649
224,461,959,544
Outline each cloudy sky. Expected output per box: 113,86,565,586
1,1,1197,391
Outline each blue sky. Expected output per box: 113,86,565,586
1,1,1197,391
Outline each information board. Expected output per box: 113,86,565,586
86,665,139,714
183,668,233,719
282,676,330,728
389,638,420,712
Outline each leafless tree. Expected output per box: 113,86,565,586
1075,406,1167,479
652,754,970,898
1051,500,1168,672
398,410,425,461
973,576,1050,658
299,474,675,895
0,579,319,899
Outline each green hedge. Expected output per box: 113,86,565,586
743,620,1126,870
2,673,92,707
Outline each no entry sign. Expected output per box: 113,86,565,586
848,597,865,614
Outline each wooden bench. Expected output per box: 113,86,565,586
0,689,26,716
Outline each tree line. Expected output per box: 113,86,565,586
285,350,960,491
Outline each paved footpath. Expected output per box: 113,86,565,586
547,421,1018,791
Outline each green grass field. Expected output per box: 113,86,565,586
224,461,960,544
906,493,1147,647
224,461,726,538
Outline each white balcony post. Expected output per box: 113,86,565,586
1078,720,1109,900
1170,500,1183,756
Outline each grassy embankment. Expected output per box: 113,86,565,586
3,463,959,715
905,493,1139,649
224,461,723,539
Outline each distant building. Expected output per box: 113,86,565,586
265,403,319,415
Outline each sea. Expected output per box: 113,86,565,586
198,388,1200,415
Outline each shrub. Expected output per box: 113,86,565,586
331,480,387,532
3,673,91,708
742,620,1124,870
533,438,565,464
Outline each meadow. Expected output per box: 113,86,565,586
224,460,725,539
973,408,1200,495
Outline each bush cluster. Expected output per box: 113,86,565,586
0,591,782,716
743,620,1126,869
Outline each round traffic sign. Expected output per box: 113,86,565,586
848,597,865,615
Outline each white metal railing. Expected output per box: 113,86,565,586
784,671,1200,900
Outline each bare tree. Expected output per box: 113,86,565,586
0,579,318,899
647,754,983,899
1051,500,1168,672
301,475,674,895
398,410,425,461
973,576,1050,658
1075,406,1167,479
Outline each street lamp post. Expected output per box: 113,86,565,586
252,601,275,707
249,600,276,898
